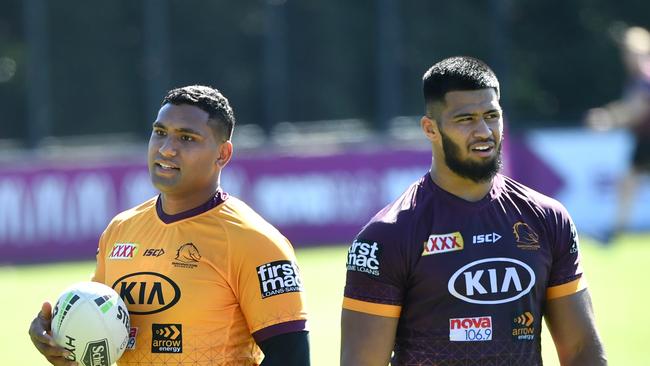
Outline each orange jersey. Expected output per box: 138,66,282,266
92,192,308,366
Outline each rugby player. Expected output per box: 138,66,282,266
341,57,607,365
29,85,310,366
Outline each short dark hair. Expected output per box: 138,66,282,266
162,85,236,140
422,56,500,108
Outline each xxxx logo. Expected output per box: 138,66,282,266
109,243,139,260
423,232,464,256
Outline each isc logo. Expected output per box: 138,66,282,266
423,232,463,256
143,248,165,257
257,260,303,299
448,257,536,304
472,232,501,244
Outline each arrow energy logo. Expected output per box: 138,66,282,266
512,311,535,341
152,324,182,353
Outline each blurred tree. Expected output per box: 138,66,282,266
1,0,650,144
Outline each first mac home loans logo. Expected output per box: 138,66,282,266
257,260,303,299
346,240,380,276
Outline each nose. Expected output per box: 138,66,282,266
473,118,492,139
158,137,177,157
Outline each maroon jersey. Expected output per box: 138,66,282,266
343,173,585,365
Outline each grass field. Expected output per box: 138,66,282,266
2,235,648,365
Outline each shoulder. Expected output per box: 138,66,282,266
218,196,292,251
500,175,570,217
105,196,158,231
358,174,433,242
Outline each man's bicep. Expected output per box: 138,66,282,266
340,309,398,366
544,289,606,365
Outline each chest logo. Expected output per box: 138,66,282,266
173,243,201,269
472,232,501,244
111,272,181,315
513,222,540,250
448,257,536,304
512,311,535,341
423,232,464,256
449,316,492,342
108,243,139,260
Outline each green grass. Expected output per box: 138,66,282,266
2,235,647,365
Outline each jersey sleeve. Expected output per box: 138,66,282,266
230,228,308,344
545,205,587,300
91,227,110,283
342,221,409,318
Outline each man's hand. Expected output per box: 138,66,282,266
28,301,78,366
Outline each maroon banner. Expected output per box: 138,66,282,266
0,148,431,264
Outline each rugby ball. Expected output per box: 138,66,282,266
51,281,130,366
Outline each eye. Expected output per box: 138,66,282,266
153,129,166,136
485,112,501,120
456,116,473,123
180,135,195,142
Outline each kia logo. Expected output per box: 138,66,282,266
447,257,535,304
111,272,181,315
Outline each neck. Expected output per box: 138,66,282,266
160,184,220,215
429,160,493,202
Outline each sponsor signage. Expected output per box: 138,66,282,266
449,316,492,342
143,248,165,257
512,311,535,341
423,232,464,255
111,272,181,315
152,324,182,353
81,339,110,366
108,243,138,260
4,130,648,264
448,257,536,304
472,232,501,244
126,327,138,350
346,240,380,276
257,260,304,298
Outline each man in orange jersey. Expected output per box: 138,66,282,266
29,85,310,366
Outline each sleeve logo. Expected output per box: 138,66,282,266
346,240,380,276
257,260,304,299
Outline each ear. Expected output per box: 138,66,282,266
216,141,233,168
420,116,439,142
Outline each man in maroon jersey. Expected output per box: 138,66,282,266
341,56,606,365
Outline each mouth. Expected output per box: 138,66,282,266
154,161,180,171
469,142,495,156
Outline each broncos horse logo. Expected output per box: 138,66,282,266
513,222,540,249
175,243,202,263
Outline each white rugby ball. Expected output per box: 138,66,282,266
51,281,130,366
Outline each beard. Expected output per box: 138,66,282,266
440,130,502,183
